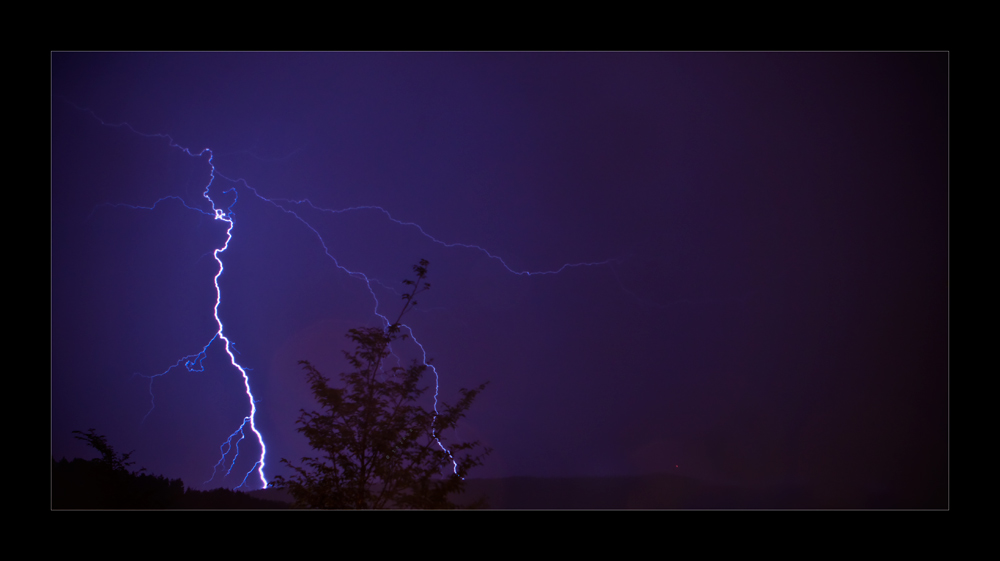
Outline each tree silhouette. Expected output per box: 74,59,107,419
273,260,490,508
54,429,185,508
72,428,143,475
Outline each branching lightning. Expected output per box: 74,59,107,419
72,102,618,489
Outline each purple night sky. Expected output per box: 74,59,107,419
52,52,947,505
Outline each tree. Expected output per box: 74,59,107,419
273,260,490,508
72,428,144,476
55,429,186,509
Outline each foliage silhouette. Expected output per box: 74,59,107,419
53,429,185,509
72,428,143,475
54,430,287,509
272,260,490,508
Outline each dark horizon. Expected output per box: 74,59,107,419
52,52,947,508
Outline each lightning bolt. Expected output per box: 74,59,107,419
68,101,620,489
74,103,267,489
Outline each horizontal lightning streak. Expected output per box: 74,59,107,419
243,190,618,276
